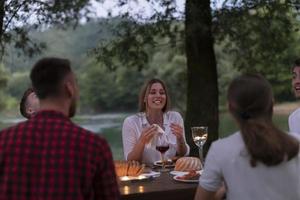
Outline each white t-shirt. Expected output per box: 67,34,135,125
200,132,300,200
122,111,190,164
289,108,300,135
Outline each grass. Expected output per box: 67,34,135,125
102,112,290,160
101,127,124,160
0,102,294,160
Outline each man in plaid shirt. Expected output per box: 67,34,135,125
0,57,120,200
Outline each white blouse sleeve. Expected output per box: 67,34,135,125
171,111,190,156
288,110,300,135
122,117,138,160
199,142,223,192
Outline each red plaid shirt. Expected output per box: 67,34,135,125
0,110,120,200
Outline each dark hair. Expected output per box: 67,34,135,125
20,88,34,119
228,74,299,167
294,58,300,67
30,57,72,99
138,78,170,112
291,58,300,71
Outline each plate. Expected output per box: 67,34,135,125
170,170,203,176
154,160,175,168
141,171,161,178
173,175,199,183
119,171,160,182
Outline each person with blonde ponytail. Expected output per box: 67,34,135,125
195,74,300,200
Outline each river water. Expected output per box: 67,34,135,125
0,113,129,133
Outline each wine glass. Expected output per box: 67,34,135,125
191,126,208,166
155,134,170,172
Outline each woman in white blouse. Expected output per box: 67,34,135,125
122,78,190,164
195,74,300,200
289,58,300,134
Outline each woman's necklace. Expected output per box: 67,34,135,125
146,114,164,128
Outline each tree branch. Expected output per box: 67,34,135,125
3,0,26,33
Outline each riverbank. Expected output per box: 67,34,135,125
0,102,298,160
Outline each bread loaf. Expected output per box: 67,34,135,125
174,157,202,172
114,160,145,177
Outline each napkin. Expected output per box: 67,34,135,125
146,124,169,149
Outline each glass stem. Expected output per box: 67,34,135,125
161,153,165,169
199,146,204,166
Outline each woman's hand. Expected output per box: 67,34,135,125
170,123,184,141
127,125,158,162
171,123,187,156
139,125,158,145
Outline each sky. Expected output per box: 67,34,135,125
9,0,226,27
90,0,185,18
90,0,224,19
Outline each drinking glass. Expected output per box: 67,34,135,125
191,126,208,165
155,134,170,172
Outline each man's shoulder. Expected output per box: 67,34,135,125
0,120,27,134
69,123,107,142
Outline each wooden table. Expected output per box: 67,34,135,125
119,172,198,200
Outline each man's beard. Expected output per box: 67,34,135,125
69,98,77,118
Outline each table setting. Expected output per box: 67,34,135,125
116,125,208,199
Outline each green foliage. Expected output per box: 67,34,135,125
92,0,300,107
101,127,124,160
0,0,97,59
5,72,31,99
214,1,300,101
0,63,8,111
79,58,144,112
80,32,188,112
215,43,240,106
0,63,7,88
1,2,299,113
3,20,111,72
92,1,185,71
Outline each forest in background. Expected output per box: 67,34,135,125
1,0,300,156
0,16,299,115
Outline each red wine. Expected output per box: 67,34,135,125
156,145,169,154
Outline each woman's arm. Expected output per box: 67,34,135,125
122,118,158,162
127,126,158,162
194,186,217,200
194,186,225,200
169,112,189,156
170,123,188,156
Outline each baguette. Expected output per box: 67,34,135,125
114,160,145,177
174,157,202,172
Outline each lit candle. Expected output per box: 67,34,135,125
124,186,130,195
138,186,144,193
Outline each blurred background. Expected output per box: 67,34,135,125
0,0,299,159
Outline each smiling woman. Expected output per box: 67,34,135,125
288,58,300,134
121,78,190,165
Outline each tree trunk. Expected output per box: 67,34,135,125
184,0,219,157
